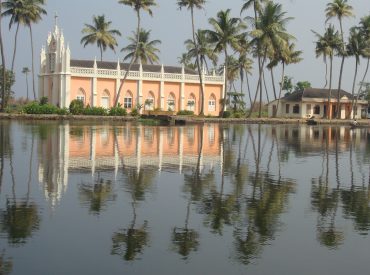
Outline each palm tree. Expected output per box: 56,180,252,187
184,29,218,73
325,0,354,118
236,35,253,106
81,15,121,62
2,0,26,72
22,0,47,101
275,42,302,117
0,0,6,111
346,27,363,118
114,0,157,107
177,0,206,115
313,25,342,119
22,67,30,100
207,9,246,115
247,2,293,117
121,28,160,64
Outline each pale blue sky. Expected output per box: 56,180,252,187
2,0,369,101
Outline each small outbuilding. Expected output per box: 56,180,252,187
267,88,368,119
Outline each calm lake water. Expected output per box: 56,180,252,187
0,120,370,275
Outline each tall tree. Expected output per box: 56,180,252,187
23,0,47,101
184,29,218,73
177,0,206,115
114,0,157,107
22,67,30,100
0,0,6,111
121,28,161,64
325,0,354,118
81,15,121,62
2,0,26,72
207,9,246,115
247,1,293,117
313,25,342,119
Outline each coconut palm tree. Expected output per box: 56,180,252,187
121,28,161,64
178,52,196,70
247,1,293,118
114,0,157,107
313,25,342,119
177,0,206,115
274,42,302,117
325,0,354,118
184,29,218,73
0,0,6,111
21,0,47,101
346,27,363,118
207,9,246,114
81,15,121,62
21,67,30,100
2,0,26,72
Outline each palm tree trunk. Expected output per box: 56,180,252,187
275,62,285,117
100,45,103,62
270,68,277,100
114,10,141,107
354,57,370,118
29,25,36,100
336,19,345,119
328,55,333,120
247,52,266,118
222,47,228,116
191,7,205,116
26,73,29,101
350,58,358,119
0,0,6,111
246,72,252,107
324,60,328,89
11,23,20,73
262,68,270,104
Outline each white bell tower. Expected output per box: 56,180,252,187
39,14,71,108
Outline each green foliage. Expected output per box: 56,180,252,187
294,81,311,93
0,66,15,109
23,102,61,114
82,106,107,116
39,96,48,105
223,110,232,118
281,76,293,94
130,108,140,117
177,110,194,116
109,106,127,116
69,99,84,115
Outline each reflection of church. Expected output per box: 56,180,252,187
38,123,223,206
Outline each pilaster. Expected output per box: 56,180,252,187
160,64,165,109
92,58,98,107
180,65,185,110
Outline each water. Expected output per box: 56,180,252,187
0,120,370,275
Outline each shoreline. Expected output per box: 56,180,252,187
0,113,369,126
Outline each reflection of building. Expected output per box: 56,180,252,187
268,88,367,119
38,123,223,205
39,23,225,115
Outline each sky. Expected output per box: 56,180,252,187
1,0,369,102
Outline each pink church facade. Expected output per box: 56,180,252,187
39,25,225,116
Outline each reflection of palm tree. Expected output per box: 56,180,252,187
0,199,40,246
172,201,199,260
79,177,116,215
111,202,149,261
0,251,13,275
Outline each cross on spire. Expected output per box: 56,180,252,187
54,12,59,27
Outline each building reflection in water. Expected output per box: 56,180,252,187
38,123,222,206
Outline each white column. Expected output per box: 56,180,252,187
180,65,185,111
138,63,143,113
116,60,121,104
222,66,226,111
92,58,98,107
160,65,165,109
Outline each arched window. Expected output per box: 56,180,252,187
208,94,216,112
124,90,133,109
101,89,110,109
167,93,175,111
77,88,86,105
145,91,155,110
187,93,196,111
314,105,320,115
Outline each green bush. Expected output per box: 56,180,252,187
69,99,84,115
177,110,194,116
23,102,61,114
57,107,69,115
39,96,48,105
222,110,232,118
130,108,139,117
82,106,107,116
109,106,127,116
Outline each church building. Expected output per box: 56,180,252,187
38,24,225,116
